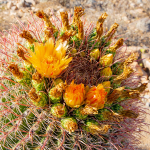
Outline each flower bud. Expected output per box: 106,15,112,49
28,88,48,107
99,54,113,67
51,103,67,118
102,81,111,94
100,67,112,77
61,117,78,133
73,106,88,120
90,49,100,60
49,82,65,103
32,72,45,92
84,119,111,135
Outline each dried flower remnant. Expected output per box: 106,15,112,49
109,38,124,52
60,11,70,30
96,12,108,39
28,88,40,102
32,72,43,83
103,111,124,122
107,87,125,104
114,66,133,83
77,20,84,39
105,23,119,41
8,63,24,79
120,110,139,118
80,105,98,115
73,6,84,24
60,29,76,42
19,30,35,44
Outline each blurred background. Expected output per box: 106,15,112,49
0,0,150,149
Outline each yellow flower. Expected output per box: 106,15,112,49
26,39,72,78
63,80,85,108
85,84,107,109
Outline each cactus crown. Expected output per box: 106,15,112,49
0,7,147,150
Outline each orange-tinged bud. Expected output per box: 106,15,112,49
100,67,112,77
102,81,111,94
85,84,107,109
99,54,113,67
63,80,85,108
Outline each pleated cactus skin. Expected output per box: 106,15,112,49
0,7,148,150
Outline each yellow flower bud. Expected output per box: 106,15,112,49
99,54,113,67
71,48,77,55
100,67,112,77
90,49,100,60
102,81,111,94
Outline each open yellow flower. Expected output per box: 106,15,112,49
26,39,72,78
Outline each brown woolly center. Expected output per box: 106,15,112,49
61,56,100,86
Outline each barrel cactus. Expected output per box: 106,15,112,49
0,7,148,150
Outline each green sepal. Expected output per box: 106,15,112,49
49,87,62,103
24,61,34,73
32,92,48,107
51,103,67,118
95,108,109,121
60,30,65,37
52,78,63,87
83,119,99,133
73,106,88,120
61,117,77,131
32,80,45,92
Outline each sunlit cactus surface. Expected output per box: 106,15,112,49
0,7,148,150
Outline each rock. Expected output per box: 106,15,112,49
26,0,37,6
17,0,25,8
39,0,50,2
7,1,14,9
85,0,96,8
11,6,18,11
136,17,150,32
